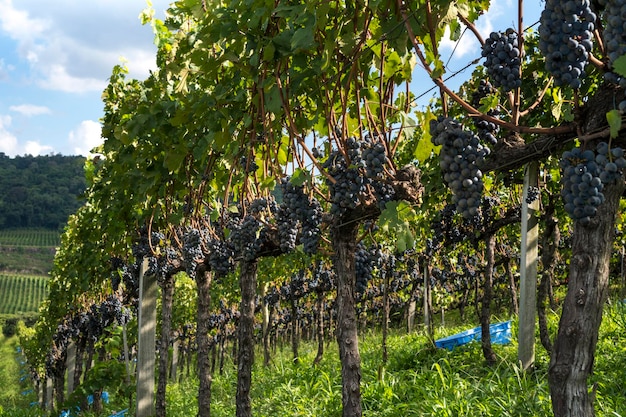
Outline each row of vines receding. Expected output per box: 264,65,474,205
16,1,626,417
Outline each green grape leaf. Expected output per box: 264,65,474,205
607,109,622,139
378,201,416,252
613,55,626,78
290,168,311,186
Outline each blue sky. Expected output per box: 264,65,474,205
0,0,541,157
0,0,171,156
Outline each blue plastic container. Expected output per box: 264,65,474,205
434,321,512,350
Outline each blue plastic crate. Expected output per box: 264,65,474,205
435,321,512,350
489,321,512,345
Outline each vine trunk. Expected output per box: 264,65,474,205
332,223,362,417
548,176,625,417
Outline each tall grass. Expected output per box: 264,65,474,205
164,307,625,417
3,306,625,417
0,336,33,413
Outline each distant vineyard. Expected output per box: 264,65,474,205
0,229,61,247
0,274,49,315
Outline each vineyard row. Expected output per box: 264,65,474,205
0,228,61,248
0,274,49,315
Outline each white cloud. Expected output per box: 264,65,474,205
68,120,104,156
0,0,49,40
0,0,168,93
438,0,512,59
24,141,54,156
0,115,18,156
39,65,107,94
0,114,56,156
9,104,51,117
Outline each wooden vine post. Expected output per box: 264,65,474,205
136,257,157,417
518,161,539,370
65,341,76,396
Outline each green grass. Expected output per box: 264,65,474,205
3,306,625,417
0,335,37,414
0,228,59,276
162,307,625,417
0,274,49,315
0,247,55,275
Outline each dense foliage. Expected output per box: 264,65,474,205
0,154,86,230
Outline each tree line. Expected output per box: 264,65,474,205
0,154,86,230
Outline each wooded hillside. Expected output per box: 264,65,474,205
0,154,86,229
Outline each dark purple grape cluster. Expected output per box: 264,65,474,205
288,270,308,300
229,214,262,262
323,136,395,216
309,261,334,293
560,146,605,224
355,243,374,296
539,0,595,89
264,287,281,306
324,151,368,214
430,204,462,246
206,237,234,278
248,196,278,215
361,140,389,179
430,116,488,219
130,229,164,276
156,246,182,283
240,155,258,174
471,80,500,146
602,0,626,110
595,142,626,183
280,179,323,254
525,186,540,204
560,144,626,223
481,29,522,92
99,295,131,327
276,208,298,252
182,228,204,278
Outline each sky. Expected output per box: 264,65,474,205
0,0,541,158
0,0,171,156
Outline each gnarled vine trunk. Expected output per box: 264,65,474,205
196,267,213,417
156,274,175,417
236,260,257,417
332,223,362,417
548,177,625,417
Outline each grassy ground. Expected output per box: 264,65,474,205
2,306,625,417
0,228,59,276
0,247,55,276
161,306,624,417
0,335,36,414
